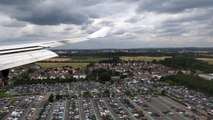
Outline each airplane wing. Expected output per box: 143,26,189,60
0,27,111,71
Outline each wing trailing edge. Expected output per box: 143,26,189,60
0,49,57,71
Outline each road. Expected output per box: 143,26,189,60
159,96,207,120
103,98,118,120
31,93,51,120
101,98,116,120
143,97,172,120
2,97,24,120
91,99,102,120
115,97,137,120
45,102,55,120
150,96,189,120
125,97,155,120
79,98,85,120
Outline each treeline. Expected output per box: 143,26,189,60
86,68,122,83
86,68,113,82
161,74,213,96
159,56,213,73
98,56,121,63
59,52,173,57
55,49,213,58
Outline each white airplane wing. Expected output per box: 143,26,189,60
0,27,111,71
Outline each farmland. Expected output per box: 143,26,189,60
120,56,170,61
197,58,213,65
38,56,172,68
69,56,109,62
44,58,70,62
44,56,109,63
36,62,89,68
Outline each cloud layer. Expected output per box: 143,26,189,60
0,0,212,48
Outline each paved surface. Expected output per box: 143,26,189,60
159,96,207,120
150,97,188,120
101,98,116,120
32,93,51,120
79,98,84,120
91,99,102,120
45,102,55,120
115,97,137,120
2,95,207,120
143,98,171,120
2,97,24,120
103,98,118,120
126,97,155,120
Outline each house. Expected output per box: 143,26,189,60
73,74,87,79
198,74,213,81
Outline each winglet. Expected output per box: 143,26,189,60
89,27,111,39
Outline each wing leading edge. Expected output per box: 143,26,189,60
0,27,111,70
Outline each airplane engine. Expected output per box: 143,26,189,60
0,69,10,79
28,64,40,70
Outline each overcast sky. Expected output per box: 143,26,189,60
0,0,212,49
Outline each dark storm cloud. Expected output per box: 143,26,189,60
169,9,213,23
17,10,88,25
137,0,213,13
0,0,101,25
0,0,36,5
156,27,187,37
152,7,213,37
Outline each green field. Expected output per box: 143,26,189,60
70,56,109,62
197,58,213,65
36,62,89,68
120,56,170,61
0,91,7,98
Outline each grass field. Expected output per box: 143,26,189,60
70,56,109,62
0,91,7,98
44,58,70,62
197,58,213,65
44,56,109,63
36,62,89,68
120,56,170,61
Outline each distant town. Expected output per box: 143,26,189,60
0,48,213,120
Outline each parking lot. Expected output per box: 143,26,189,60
1,95,210,120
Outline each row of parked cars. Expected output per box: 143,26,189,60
107,98,130,119
82,99,96,120
40,103,52,120
94,99,113,120
167,86,213,117
52,101,66,120
7,97,35,120
118,97,146,119
68,99,80,120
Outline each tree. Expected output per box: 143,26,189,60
162,74,213,96
48,94,54,103
83,91,92,98
161,90,166,96
160,56,213,73
124,90,132,96
102,89,110,97
56,94,62,100
99,73,111,82
120,75,127,79
86,74,96,81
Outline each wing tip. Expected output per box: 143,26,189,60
89,27,111,39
